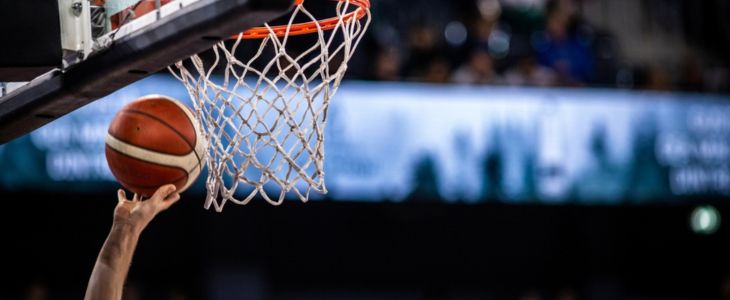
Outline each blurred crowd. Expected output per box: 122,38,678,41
350,0,730,93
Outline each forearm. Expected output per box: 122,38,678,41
85,223,141,300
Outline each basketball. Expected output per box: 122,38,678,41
105,95,206,197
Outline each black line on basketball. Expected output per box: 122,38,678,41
121,109,197,153
106,145,189,175
163,102,206,172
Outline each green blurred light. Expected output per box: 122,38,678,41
690,205,720,235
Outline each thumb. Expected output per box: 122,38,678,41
151,184,177,202
159,192,181,211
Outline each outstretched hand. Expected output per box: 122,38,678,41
114,184,181,233
85,184,181,300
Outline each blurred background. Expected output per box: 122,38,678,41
2,0,730,299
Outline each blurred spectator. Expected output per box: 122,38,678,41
469,0,502,57
452,48,500,84
477,0,503,23
353,0,729,94
704,63,730,93
409,24,439,53
471,15,500,50
532,0,595,85
373,47,402,81
519,289,542,300
469,4,512,62
23,282,47,300
636,64,672,91
571,122,624,203
122,281,141,300
721,275,730,300
424,56,452,83
406,153,442,202
404,24,442,79
504,54,557,86
555,287,577,300
679,54,704,92
168,288,189,300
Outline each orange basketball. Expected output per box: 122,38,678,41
105,95,206,197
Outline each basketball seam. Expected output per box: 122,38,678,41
106,135,203,174
106,135,203,192
120,109,196,149
106,146,191,193
164,101,198,145
107,145,189,175
122,107,204,172
182,161,203,192
106,145,203,193
167,101,206,173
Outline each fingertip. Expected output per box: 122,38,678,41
163,193,182,209
162,184,176,196
152,184,177,201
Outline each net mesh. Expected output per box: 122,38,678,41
169,1,370,211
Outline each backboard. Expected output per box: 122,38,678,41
0,0,293,144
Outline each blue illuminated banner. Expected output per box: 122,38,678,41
1,74,728,204
327,84,730,203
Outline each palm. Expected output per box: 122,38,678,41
114,185,180,230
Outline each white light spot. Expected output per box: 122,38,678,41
477,0,502,19
488,30,510,59
444,21,467,47
690,205,721,235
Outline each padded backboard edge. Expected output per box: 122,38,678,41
0,0,292,144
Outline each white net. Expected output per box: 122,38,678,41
169,0,370,211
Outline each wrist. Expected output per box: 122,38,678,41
111,220,143,236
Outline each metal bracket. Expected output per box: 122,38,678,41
155,0,162,19
71,2,83,16
59,0,94,59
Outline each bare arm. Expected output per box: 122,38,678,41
84,221,140,300
84,185,180,300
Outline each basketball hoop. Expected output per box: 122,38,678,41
169,0,370,210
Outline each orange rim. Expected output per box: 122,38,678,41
231,0,370,40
